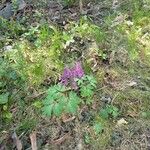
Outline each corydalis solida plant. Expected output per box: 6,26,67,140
60,62,84,88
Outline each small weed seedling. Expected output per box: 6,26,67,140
100,105,119,119
93,122,104,135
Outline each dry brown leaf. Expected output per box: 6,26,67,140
12,132,22,150
30,131,37,150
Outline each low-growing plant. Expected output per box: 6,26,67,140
12,0,18,12
34,24,55,47
71,17,105,42
100,105,119,119
23,26,39,42
84,132,91,144
42,63,97,117
115,9,150,62
0,56,23,120
93,122,104,135
0,18,25,39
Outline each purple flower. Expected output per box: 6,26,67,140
63,67,72,78
60,67,71,85
60,62,84,87
73,62,84,78
60,78,68,86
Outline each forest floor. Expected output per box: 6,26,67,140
0,0,150,150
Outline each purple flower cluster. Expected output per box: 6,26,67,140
60,62,84,89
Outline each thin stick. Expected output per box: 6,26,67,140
79,0,83,14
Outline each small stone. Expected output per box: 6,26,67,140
0,0,26,19
101,96,112,103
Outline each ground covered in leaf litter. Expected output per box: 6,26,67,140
0,0,150,150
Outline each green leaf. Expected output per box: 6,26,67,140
69,92,80,104
112,106,119,112
100,109,109,119
0,82,6,88
141,112,147,118
141,111,150,118
42,105,53,117
59,96,67,106
76,78,84,86
3,112,12,119
100,105,119,119
67,100,78,114
67,92,80,114
8,71,18,80
106,105,113,113
86,98,93,105
112,106,119,118
43,86,61,105
53,103,63,117
47,86,58,96
112,110,119,118
43,96,55,105
84,133,91,144
3,105,8,111
86,75,97,87
93,123,103,135
54,84,66,92
42,84,67,117
0,93,9,105
80,85,94,98
32,100,42,108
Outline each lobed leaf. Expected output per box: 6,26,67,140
42,105,53,117
53,103,63,117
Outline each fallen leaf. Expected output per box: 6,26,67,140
12,132,22,150
116,118,128,127
30,131,37,150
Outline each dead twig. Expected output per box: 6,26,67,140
30,131,37,150
12,132,22,150
79,0,83,14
